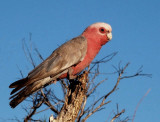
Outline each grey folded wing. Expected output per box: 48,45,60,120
28,35,87,83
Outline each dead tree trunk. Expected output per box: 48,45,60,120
51,72,88,122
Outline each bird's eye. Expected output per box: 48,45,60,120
99,27,106,33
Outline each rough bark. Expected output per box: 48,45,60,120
51,72,88,122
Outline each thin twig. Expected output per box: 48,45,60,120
89,52,118,71
87,78,107,97
104,63,130,99
82,63,130,122
41,89,59,114
82,101,111,122
34,48,44,61
22,39,36,68
16,65,24,78
24,100,43,121
132,88,151,122
111,109,125,122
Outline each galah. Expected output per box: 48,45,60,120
9,22,112,108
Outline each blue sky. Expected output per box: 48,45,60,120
0,0,160,121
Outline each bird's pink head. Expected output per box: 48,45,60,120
82,22,112,46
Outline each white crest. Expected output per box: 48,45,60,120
90,22,112,32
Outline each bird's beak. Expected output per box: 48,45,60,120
107,32,112,41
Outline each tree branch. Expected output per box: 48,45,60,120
111,109,125,122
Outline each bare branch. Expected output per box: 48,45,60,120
82,101,111,122
24,99,43,122
87,78,107,97
16,65,24,78
54,72,89,122
92,52,118,64
82,63,130,121
77,96,87,122
41,89,59,114
34,47,44,61
121,64,152,79
22,39,36,68
89,52,118,71
35,107,50,115
121,73,152,79
132,88,151,122
111,109,125,122
105,63,130,99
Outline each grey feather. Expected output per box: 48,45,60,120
28,35,87,82
9,36,87,108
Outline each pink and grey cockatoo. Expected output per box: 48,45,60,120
9,22,112,108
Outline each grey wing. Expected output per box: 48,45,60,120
27,35,87,83
9,36,87,108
